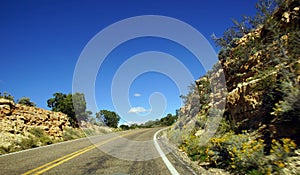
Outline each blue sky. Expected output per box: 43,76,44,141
0,0,257,123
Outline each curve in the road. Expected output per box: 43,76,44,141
1,128,187,175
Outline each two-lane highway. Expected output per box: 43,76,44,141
0,128,196,175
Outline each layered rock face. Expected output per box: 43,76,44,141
220,28,269,130
174,61,227,140
219,1,300,142
0,98,71,138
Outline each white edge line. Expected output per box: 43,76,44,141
154,128,180,175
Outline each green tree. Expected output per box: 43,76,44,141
160,113,178,126
18,97,36,107
119,124,129,130
129,123,139,129
143,120,158,128
47,92,90,127
212,0,281,49
96,110,120,128
72,93,91,122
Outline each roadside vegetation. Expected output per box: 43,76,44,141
0,127,54,153
167,0,300,174
0,126,113,154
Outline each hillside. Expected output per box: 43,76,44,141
167,0,300,174
0,98,70,153
0,98,111,154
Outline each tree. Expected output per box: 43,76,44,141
96,110,120,128
72,93,91,122
212,0,281,49
160,113,178,126
129,123,139,129
47,92,90,127
18,97,36,107
143,120,159,128
0,92,15,102
119,124,129,130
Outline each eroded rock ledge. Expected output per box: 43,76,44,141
0,98,71,138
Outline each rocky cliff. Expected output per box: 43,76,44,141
175,0,300,144
166,1,300,173
0,98,71,137
0,98,71,153
219,1,300,143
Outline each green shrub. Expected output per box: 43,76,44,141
199,131,298,174
62,128,84,141
257,138,298,174
12,128,55,150
83,128,96,136
19,136,39,149
205,132,265,173
0,144,15,155
179,133,207,162
28,127,53,145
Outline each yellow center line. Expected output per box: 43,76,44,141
22,130,145,175
32,145,97,175
22,145,95,175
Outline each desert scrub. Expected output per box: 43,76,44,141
258,138,298,174
271,138,297,160
28,127,54,145
6,127,56,152
204,132,299,174
179,132,208,162
62,128,85,141
82,128,97,136
205,132,265,174
167,123,195,146
18,127,54,149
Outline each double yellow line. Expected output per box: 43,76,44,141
22,144,97,175
22,130,141,175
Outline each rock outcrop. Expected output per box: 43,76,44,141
174,0,300,145
219,1,300,143
167,1,299,173
0,98,71,138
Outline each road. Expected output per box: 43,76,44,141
0,128,196,175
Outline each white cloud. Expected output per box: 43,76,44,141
134,93,141,97
122,121,144,126
128,107,149,113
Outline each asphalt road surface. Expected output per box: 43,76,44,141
0,128,196,175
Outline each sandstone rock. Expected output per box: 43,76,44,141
218,1,300,144
0,98,15,107
0,98,15,116
0,98,71,140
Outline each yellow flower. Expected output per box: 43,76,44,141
266,167,272,175
275,161,285,168
233,146,237,153
291,141,297,148
283,146,290,153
